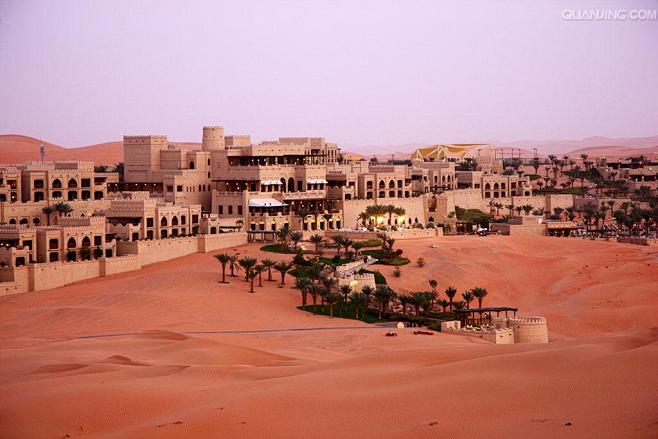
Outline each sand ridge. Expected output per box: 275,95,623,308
0,236,657,438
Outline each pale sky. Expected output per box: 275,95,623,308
0,0,657,147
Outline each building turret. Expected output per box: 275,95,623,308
202,126,225,151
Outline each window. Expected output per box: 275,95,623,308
181,215,186,225
34,179,44,189
177,185,183,192
49,239,58,249
81,179,91,188
228,205,233,215
146,218,154,227
192,214,199,223
237,206,243,215
219,206,224,214
94,236,102,246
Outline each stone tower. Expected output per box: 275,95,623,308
202,126,225,151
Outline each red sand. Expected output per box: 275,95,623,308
0,236,657,438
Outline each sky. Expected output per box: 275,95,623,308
0,0,657,148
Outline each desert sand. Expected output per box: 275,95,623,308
0,236,657,438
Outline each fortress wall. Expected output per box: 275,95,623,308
131,237,200,266
117,233,248,265
100,255,142,276
0,266,29,295
29,260,101,292
508,316,549,343
199,232,247,253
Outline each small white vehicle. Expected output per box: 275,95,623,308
476,227,489,236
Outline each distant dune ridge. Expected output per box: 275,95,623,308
0,134,656,165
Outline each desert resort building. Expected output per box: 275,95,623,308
0,124,644,296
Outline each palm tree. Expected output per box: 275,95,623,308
309,284,323,314
522,204,533,216
410,292,427,316
324,290,341,318
452,301,466,311
275,260,292,285
42,205,55,225
438,299,450,313
228,254,241,277
471,287,488,308
393,207,406,226
332,235,346,257
289,231,303,250
261,258,276,281
493,202,503,217
425,290,438,316
462,291,475,309
340,284,353,315
296,207,309,230
295,276,312,307
514,206,523,217
428,279,438,296
309,233,323,254
444,286,457,311
350,292,368,319
277,226,290,247
214,253,230,283
505,204,514,217
238,256,257,283
54,201,73,217
361,285,374,314
254,264,265,287
398,294,410,315
323,212,333,229
375,285,394,320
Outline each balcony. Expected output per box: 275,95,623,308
281,190,326,200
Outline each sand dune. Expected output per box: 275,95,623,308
0,236,657,438
0,134,203,166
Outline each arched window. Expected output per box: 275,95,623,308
493,183,499,190
485,183,491,190
172,216,179,226
379,180,385,189
52,179,62,188
161,217,168,227
9,219,16,224
68,179,78,188
67,237,76,248
32,218,40,226
389,180,395,189
189,161,195,170
81,236,91,248
280,178,287,192
288,177,295,192
19,218,28,225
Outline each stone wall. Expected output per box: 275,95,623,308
117,232,247,265
0,233,248,296
29,259,101,291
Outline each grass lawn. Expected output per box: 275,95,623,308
260,244,294,254
362,249,410,266
319,256,350,265
356,238,382,248
296,303,388,323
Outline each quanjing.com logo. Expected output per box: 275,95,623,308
562,9,657,21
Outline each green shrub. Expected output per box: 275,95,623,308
260,244,293,254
